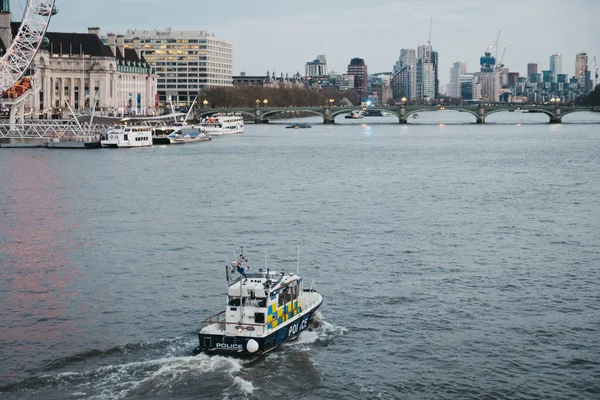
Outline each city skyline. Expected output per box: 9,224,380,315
47,0,599,85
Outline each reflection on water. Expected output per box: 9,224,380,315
0,153,81,380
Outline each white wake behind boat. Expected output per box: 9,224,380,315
193,247,323,356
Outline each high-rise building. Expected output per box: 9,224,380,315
575,52,589,89
480,51,496,73
416,45,436,100
449,61,468,98
431,50,439,99
113,28,233,107
305,55,328,77
575,53,588,79
347,58,368,101
392,49,417,100
416,60,435,101
549,53,562,82
474,71,501,102
527,63,538,79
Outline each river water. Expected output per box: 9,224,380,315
1,112,599,399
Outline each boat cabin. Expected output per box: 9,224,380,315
203,267,304,337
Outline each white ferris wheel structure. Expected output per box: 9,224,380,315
0,0,56,95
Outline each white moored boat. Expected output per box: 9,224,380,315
153,123,211,145
200,114,244,136
193,247,323,356
100,126,153,148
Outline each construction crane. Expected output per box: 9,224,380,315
497,46,508,70
493,27,502,60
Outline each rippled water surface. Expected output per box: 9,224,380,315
1,113,599,399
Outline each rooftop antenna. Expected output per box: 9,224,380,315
427,14,433,47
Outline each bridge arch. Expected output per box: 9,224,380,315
484,108,555,121
330,107,401,121
197,109,255,119
404,108,478,122
260,108,324,120
560,108,598,118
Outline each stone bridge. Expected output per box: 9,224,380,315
197,104,599,124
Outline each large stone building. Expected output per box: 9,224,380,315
31,28,156,117
0,2,157,117
115,29,233,108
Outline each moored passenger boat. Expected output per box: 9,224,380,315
153,123,211,145
200,114,244,136
193,247,323,356
100,126,153,148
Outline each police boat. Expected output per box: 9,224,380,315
193,247,323,356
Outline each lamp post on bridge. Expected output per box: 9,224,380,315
263,99,268,108
399,97,407,124
324,98,335,124
203,99,208,108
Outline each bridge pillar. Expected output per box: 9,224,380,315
477,104,485,124
323,106,334,124
399,104,407,124
254,107,263,124
550,107,562,124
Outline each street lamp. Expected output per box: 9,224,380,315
328,98,334,107
255,99,260,107
203,99,208,108
401,97,407,104
263,99,268,107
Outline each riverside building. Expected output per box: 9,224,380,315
0,19,157,116
116,29,233,108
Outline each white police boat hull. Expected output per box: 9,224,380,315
193,248,323,357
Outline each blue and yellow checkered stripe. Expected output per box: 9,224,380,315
266,300,302,330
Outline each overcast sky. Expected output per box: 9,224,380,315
32,0,600,86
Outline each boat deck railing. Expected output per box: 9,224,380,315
202,310,266,328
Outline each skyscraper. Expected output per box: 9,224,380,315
392,49,416,99
476,50,500,102
549,53,563,82
417,45,435,100
575,53,588,82
449,61,468,98
305,55,328,77
347,58,368,101
527,63,538,79
431,50,439,99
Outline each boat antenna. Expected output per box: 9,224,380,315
296,244,300,275
225,254,232,283
264,248,268,269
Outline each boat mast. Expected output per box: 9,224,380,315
296,244,300,275
239,246,244,327
184,96,197,123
